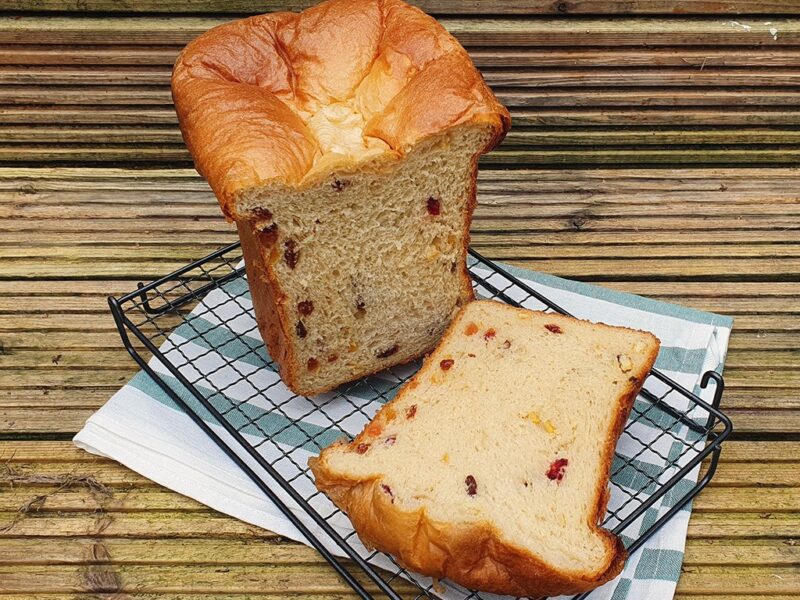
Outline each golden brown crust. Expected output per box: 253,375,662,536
310,302,660,597
172,0,509,220
237,220,298,388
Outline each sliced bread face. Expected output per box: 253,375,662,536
309,300,660,597
238,125,495,396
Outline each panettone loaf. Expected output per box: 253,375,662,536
172,0,509,395
310,300,660,597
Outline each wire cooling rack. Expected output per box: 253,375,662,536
109,241,732,600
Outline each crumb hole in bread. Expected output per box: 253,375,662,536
467,352,476,358
617,354,633,373
306,357,319,371
405,404,417,419
426,196,441,216
354,296,366,318
327,354,338,363
465,474,477,496
298,300,314,316
384,435,396,446
483,328,496,341
440,358,454,371
464,322,479,336
348,342,358,353
546,458,569,482
376,344,399,359
629,375,639,383
295,321,307,338
283,239,298,269
545,324,563,334
331,178,348,192
502,339,511,349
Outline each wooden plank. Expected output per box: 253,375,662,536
0,17,797,47
3,456,799,491
4,440,797,463
6,45,800,68
5,87,800,108
3,0,800,15
0,507,795,539
7,125,800,147
1,481,796,513
6,107,800,128
8,66,800,89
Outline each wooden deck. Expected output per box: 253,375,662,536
0,2,798,598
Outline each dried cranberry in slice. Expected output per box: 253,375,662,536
426,197,441,216
483,328,496,341
295,321,307,338
465,475,477,496
546,458,569,482
306,357,319,371
406,404,417,419
464,323,478,336
440,359,455,371
381,484,394,501
545,324,563,334
356,443,370,454
283,239,298,269
298,300,314,316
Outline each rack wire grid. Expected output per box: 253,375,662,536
109,241,732,600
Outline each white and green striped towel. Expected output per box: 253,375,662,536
74,259,732,600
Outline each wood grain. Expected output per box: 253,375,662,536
2,1,799,595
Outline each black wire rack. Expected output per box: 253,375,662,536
109,241,732,600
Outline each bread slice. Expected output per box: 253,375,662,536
309,300,660,597
172,0,509,395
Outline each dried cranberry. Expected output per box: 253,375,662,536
356,442,370,454
545,324,563,334
465,475,477,496
251,207,272,220
257,223,278,244
283,239,298,269
465,322,478,336
376,344,399,359
327,354,339,363
384,435,396,446
483,328,496,341
295,321,307,338
406,404,417,419
440,359,454,371
381,483,394,501
306,357,319,371
298,300,314,316
426,196,441,216
546,458,569,482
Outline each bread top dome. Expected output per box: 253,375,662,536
171,0,510,219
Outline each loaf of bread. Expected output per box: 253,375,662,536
172,0,510,395
310,300,660,597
